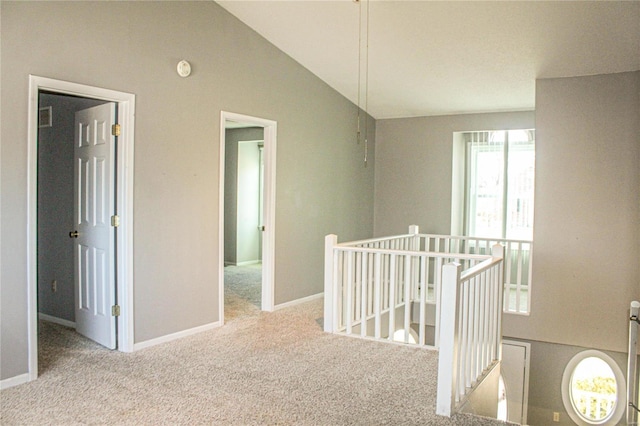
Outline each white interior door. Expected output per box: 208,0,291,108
502,340,531,425
73,103,116,349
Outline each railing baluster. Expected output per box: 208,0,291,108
504,242,512,312
383,252,389,311
355,252,361,325
526,243,533,313
346,251,354,334
361,251,368,338
419,255,427,346
435,257,443,347
459,280,469,397
374,252,382,339
388,254,397,341
404,254,412,343
516,242,523,313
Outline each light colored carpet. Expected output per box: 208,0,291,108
1,299,507,425
224,264,262,321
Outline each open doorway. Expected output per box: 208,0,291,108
26,76,135,382
37,92,114,350
219,112,277,323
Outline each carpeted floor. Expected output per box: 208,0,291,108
1,298,507,425
224,264,262,321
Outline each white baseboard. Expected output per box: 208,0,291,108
225,260,261,266
38,313,76,328
274,292,324,311
0,373,30,390
133,321,222,351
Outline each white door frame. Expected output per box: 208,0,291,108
27,75,135,380
219,111,277,322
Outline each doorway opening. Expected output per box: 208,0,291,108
27,76,135,382
219,112,277,323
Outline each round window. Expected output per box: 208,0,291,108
561,350,625,426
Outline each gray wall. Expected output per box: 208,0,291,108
522,340,628,426
375,72,640,353
374,71,639,423
37,93,107,323
504,71,639,353
374,111,535,237
1,1,375,381
224,127,264,266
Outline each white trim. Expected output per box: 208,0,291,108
0,373,30,390
38,313,76,329
234,260,262,267
133,321,221,351
27,76,136,384
219,111,277,326
274,292,324,311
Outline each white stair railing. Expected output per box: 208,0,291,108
416,233,532,314
324,226,506,418
436,245,504,417
628,300,640,425
324,230,487,347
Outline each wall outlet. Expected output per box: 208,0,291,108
553,412,560,422
51,279,57,292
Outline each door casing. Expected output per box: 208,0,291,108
219,111,277,322
27,75,136,381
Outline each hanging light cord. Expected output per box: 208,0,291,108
356,0,362,145
364,0,369,166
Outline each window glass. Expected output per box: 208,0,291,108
465,130,535,240
561,350,625,426
570,357,617,423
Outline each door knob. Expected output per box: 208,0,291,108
69,231,79,238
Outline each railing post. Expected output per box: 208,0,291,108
436,262,462,417
409,225,420,302
628,301,640,425
492,244,505,361
324,234,338,333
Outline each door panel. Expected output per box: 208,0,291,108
502,340,530,425
74,103,116,349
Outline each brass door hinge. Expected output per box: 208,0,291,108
111,215,120,227
112,305,121,317
112,124,121,137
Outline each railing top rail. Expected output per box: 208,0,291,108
459,256,503,281
333,245,491,261
417,233,533,245
335,233,415,248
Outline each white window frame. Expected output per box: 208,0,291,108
561,350,626,426
463,129,535,241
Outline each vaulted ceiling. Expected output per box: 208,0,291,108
217,0,640,119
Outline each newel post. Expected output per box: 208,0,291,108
627,301,640,425
436,262,462,417
491,243,504,261
409,224,420,251
324,234,338,333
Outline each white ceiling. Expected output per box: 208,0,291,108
216,0,640,119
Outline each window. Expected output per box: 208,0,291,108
561,350,626,426
464,130,535,240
